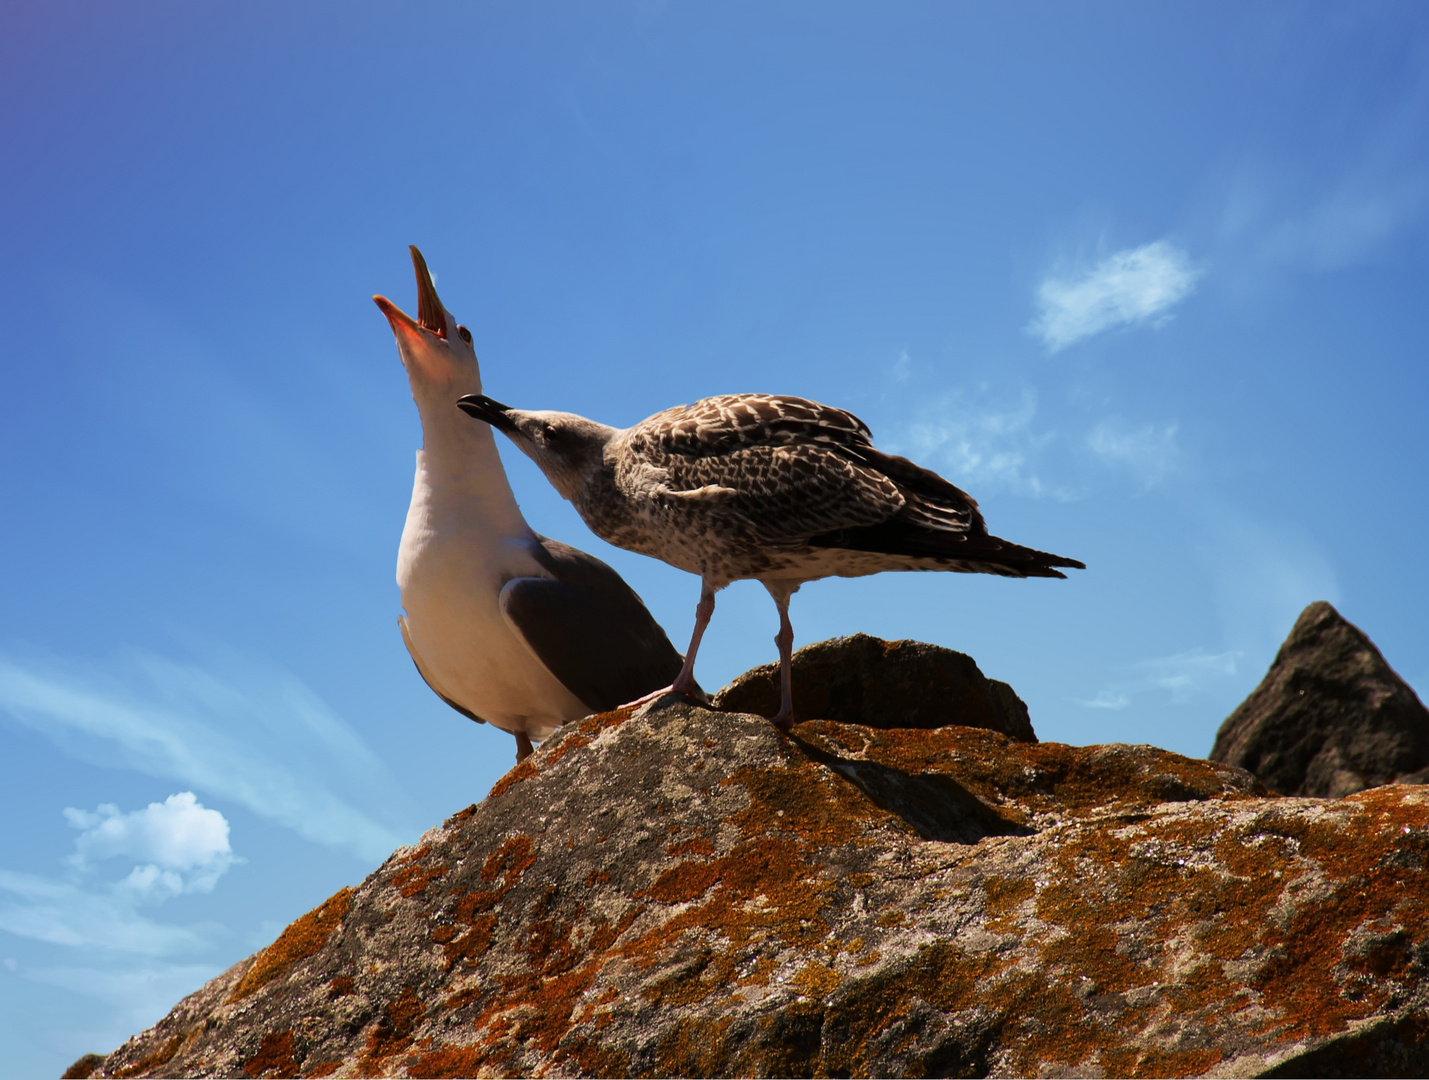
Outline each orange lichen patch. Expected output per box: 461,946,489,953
242,1029,298,1078
438,834,537,969
114,1034,183,1078
736,955,778,986
300,1061,341,1078
875,909,905,928
404,1045,488,1078
327,975,355,998
357,984,424,1073
469,961,605,1064
639,859,723,903
983,874,1035,934
666,835,715,857
229,888,354,1002
724,760,878,847
583,868,611,887
440,910,498,969
798,720,1261,825
482,833,536,883
519,891,586,977
392,860,449,898
1100,1045,1224,1078
542,730,593,767
627,834,836,958
792,959,841,999
532,706,637,777
443,803,478,828
568,1041,633,1078
61,1055,105,1080
960,792,1429,1076
456,905,646,1073
1243,798,1429,1042
442,984,484,1013
655,1017,734,1077
488,758,539,799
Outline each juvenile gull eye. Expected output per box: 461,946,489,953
457,325,472,344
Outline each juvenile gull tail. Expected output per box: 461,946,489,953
458,391,1083,728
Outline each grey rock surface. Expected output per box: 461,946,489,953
71,634,1429,1079
1210,601,1429,797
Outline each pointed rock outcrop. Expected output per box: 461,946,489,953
714,633,1036,741
1210,601,1429,797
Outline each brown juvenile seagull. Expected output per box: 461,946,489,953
457,392,1084,729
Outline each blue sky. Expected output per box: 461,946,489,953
2,2,1427,1071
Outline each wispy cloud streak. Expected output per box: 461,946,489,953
1087,420,1180,489
1082,648,1242,711
0,650,411,862
0,871,218,956
891,385,1075,501
1031,241,1201,351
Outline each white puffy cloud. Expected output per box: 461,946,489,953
1030,241,1201,351
65,793,235,900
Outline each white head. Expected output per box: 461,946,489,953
373,246,482,416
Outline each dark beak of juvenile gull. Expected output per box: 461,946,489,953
457,394,520,434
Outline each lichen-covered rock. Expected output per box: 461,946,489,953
78,686,1429,1078
1211,601,1429,797
713,633,1036,741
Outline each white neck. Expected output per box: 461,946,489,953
406,382,534,540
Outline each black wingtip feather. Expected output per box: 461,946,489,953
808,519,1083,579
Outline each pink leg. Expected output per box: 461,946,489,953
514,731,534,763
621,579,715,709
671,580,715,696
766,585,797,730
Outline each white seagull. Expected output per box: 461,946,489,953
373,247,686,762
457,391,1084,729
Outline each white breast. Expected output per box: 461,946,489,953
397,452,589,741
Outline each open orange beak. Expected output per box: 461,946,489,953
373,246,448,339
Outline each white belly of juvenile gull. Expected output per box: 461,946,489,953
373,247,685,762
456,391,1085,728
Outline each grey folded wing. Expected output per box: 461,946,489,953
499,536,688,712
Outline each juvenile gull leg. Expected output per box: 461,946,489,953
765,582,799,730
622,579,716,709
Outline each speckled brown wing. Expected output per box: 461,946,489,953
661,442,906,545
624,395,906,545
627,394,876,461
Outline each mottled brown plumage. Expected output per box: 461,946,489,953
458,392,1083,726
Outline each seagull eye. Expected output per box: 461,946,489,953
456,325,472,344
